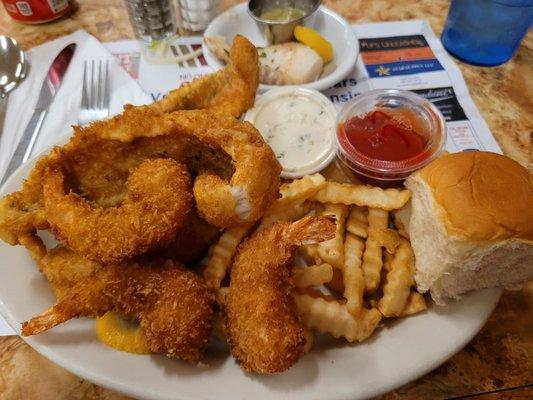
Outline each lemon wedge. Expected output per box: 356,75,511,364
294,25,333,63
95,311,150,354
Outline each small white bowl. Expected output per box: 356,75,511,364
245,87,338,179
202,3,358,92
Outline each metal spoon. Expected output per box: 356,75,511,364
0,35,26,102
0,36,26,142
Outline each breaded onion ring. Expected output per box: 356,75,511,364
43,158,192,263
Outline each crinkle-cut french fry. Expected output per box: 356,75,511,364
343,233,365,315
326,267,345,293
374,228,400,254
346,205,368,238
298,244,322,265
361,208,389,291
299,287,339,302
257,174,325,229
365,289,383,309
321,159,362,184
258,201,312,230
310,201,325,215
316,203,349,269
279,173,326,204
367,298,379,308
294,293,382,343
400,292,427,316
378,238,416,317
309,182,411,210
203,224,252,289
292,263,333,288
302,329,314,354
383,250,394,272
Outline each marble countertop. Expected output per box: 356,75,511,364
0,1,531,399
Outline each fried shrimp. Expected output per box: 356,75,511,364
43,158,193,263
149,207,221,264
0,162,49,246
35,228,216,302
0,35,261,253
63,111,280,228
0,110,280,257
226,216,336,373
86,110,281,227
38,246,101,299
21,261,215,362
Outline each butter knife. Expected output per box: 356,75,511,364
2,43,76,185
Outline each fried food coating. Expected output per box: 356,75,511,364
0,110,280,258
149,207,221,264
43,158,193,263
85,110,281,227
0,164,49,246
150,35,258,118
226,216,336,373
38,246,101,299
0,35,261,253
36,223,216,302
22,261,215,362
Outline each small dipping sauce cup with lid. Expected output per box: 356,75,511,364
245,87,337,179
336,89,446,187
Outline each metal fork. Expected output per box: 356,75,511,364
78,60,110,125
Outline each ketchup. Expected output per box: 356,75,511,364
339,109,428,162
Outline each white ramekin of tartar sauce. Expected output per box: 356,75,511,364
245,87,338,179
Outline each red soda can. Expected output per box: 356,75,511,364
1,0,71,24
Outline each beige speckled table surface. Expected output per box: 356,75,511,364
0,1,532,399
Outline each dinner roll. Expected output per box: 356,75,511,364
404,151,533,304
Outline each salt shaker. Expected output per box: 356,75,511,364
124,0,178,42
177,0,220,33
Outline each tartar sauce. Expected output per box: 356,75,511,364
246,88,337,178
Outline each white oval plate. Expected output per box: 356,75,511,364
202,3,359,92
0,138,500,400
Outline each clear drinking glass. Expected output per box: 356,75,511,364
124,0,178,43
176,0,220,33
441,0,533,66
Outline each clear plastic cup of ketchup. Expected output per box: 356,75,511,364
336,89,446,187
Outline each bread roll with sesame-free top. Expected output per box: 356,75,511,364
403,151,533,304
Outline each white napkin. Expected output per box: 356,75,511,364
0,29,151,336
0,29,152,179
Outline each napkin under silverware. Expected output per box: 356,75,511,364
0,30,152,336
0,29,152,181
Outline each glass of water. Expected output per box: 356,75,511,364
124,0,178,43
177,0,221,33
441,0,533,66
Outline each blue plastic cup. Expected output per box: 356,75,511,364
442,0,533,66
